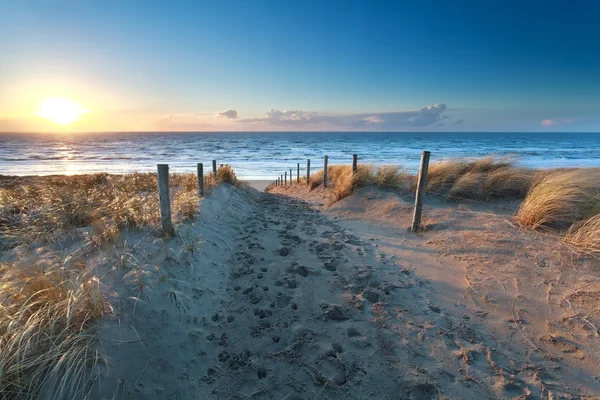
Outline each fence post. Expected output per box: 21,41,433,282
212,160,217,176
352,154,358,174
285,171,287,186
281,174,283,186
297,163,300,183
307,159,311,184
157,164,175,236
276,178,278,187
411,151,431,232
323,155,329,187
197,163,204,197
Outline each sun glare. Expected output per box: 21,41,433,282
37,97,89,125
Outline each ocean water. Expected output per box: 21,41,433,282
0,132,599,180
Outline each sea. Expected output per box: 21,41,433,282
0,132,599,180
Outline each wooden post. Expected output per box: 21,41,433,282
307,159,311,184
323,155,329,187
281,174,283,186
352,154,358,174
197,163,204,197
285,171,287,186
411,151,431,232
297,163,300,183
276,178,278,187
212,160,217,176
290,169,292,185
157,164,174,236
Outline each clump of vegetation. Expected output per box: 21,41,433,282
374,165,407,189
564,214,600,254
216,165,238,185
515,169,600,229
426,157,525,199
0,257,108,399
482,168,533,199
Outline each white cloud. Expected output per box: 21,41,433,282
236,103,449,130
217,108,238,119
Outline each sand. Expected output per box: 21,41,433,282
56,182,598,398
244,180,272,192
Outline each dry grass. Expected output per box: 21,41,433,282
426,157,534,201
515,169,600,229
374,165,406,189
0,258,108,399
564,214,600,254
482,168,533,199
447,172,486,201
0,172,216,248
0,167,237,398
215,165,237,185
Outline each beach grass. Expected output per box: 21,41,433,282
515,168,600,229
0,167,236,399
564,214,600,254
0,257,108,399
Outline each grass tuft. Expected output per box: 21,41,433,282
564,214,600,254
0,259,108,399
515,169,600,229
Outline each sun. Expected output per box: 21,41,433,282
37,97,89,125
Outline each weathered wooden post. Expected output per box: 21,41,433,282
212,160,217,176
323,155,329,187
352,154,358,174
285,171,287,186
411,151,431,232
281,174,283,186
197,163,204,197
290,169,293,185
276,178,278,187
297,163,300,183
157,164,175,236
307,159,311,184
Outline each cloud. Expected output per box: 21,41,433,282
217,108,238,119
236,103,449,130
542,118,572,126
409,104,447,126
454,118,464,125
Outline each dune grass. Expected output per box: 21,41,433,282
0,171,226,249
0,258,108,399
515,169,600,229
0,167,237,398
564,214,600,254
426,157,533,200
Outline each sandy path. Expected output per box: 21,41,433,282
97,185,560,399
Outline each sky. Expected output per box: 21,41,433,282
1,0,599,132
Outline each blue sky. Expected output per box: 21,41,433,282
1,0,599,132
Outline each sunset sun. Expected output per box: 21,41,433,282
37,97,89,125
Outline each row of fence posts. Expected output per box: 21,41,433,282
272,151,431,232
156,159,221,236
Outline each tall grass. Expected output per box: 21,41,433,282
0,167,237,398
515,169,600,229
0,172,214,248
0,259,108,399
564,214,600,254
426,157,530,200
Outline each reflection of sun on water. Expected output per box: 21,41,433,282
37,97,89,125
